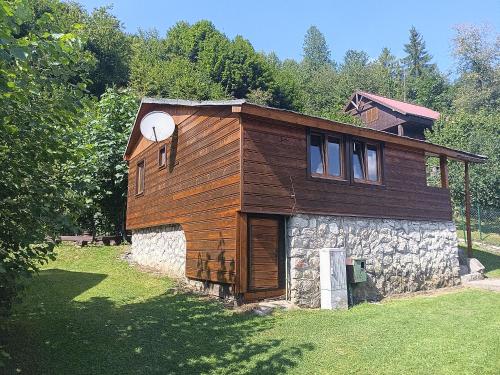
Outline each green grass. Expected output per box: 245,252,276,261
459,230,500,247
2,245,500,374
455,223,500,247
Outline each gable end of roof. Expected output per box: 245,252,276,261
346,91,440,121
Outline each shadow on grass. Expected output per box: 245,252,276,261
3,269,313,375
472,248,500,276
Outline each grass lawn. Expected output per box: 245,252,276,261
455,215,500,248
1,245,500,375
456,227,500,248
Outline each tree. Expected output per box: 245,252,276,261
426,110,499,209
131,46,226,100
131,21,277,103
18,2,131,98
24,0,86,33
264,55,303,110
0,0,89,318
84,6,132,97
370,48,401,98
405,67,450,110
72,88,138,237
426,25,500,212
337,49,373,100
222,35,273,99
302,26,331,69
400,27,450,110
451,24,499,110
403,26,433,77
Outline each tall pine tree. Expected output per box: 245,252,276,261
302,26,331,68
403,26,433,77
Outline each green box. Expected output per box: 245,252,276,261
346,258,367,283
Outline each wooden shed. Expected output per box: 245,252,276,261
124,98,485,306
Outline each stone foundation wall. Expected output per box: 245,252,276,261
131,225,186,279
130,226,232,300
287,215,461,307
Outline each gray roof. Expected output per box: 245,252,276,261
142,97,247,106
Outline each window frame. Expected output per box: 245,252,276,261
351,139,383,186
136,159,145,196
158,144,167,169
308,130,347,181
307,131,384,187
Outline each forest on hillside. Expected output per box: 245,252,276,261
0,0,499,319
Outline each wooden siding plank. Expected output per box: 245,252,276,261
126,107,241,285
241,118,452,221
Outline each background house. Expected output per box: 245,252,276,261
344,91,440,140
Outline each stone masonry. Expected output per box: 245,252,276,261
287,215,461,307
131,224,186,279
131,225,234,300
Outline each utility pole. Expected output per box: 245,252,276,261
403,68,406,102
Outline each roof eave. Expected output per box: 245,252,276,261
343,92,358,112
236,102,487,164
123,97,147,161
122,98,486,164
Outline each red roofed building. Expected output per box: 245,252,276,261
344,91,440,140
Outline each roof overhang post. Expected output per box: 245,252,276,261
464,161,473,258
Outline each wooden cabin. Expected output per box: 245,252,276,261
124,98,485,307
344,91,440,139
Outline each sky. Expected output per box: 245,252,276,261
79,0,499,75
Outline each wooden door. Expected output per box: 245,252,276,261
248,216,284,291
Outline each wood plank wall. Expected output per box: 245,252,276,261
353,100,406,131
349,99,433,136
241,115,452,221
126,105,241,284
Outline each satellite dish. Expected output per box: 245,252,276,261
140,111,175,142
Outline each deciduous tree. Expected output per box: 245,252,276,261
451,24,499,110
71,89,138,237
84,6,132,97
0,0,89,318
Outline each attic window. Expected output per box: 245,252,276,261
158,145,167,168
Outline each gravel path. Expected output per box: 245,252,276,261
464,278,500,292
